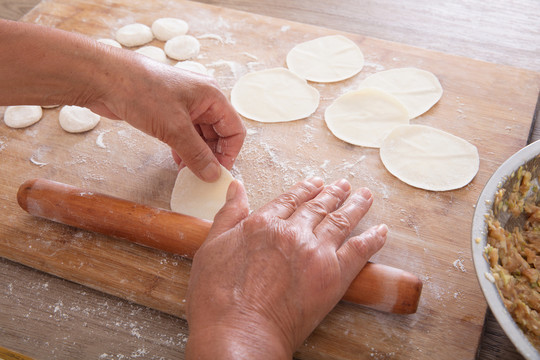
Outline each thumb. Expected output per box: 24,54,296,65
170,125,221,182
208,180,250,239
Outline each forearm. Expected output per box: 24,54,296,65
0,19,125,107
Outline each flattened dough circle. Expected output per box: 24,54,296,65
286,35,364,83
170,165,234,221
3,105,43,128
59,106,101,133
324,88,409,148
380,124,479,191
174,61,209,75
116,23,153,47
231,67,320,123
358,67,443,119
135,45,167,63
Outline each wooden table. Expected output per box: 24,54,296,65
0,0,539,359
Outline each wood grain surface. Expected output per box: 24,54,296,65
0,0,539,359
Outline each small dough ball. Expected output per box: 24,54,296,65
164,35,200,61
324,88,409,148
135,45,167,63
174,61,208,75
97,38,122,48
41,105,60,109
380,124,479,191
59,106,100,133
358,68,443,119
231,67,320,123
3,105,43,128
152,18,189,41
170,165,234,221
116,23,153,47
286,35,364,83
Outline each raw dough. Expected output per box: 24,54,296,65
3,105,43,128
170,165,234,221
135,45,167,63
380,124,479,191
97,38,122,48
231,67,320,123
152,18,189,41
174,61,209,75
164,35,200,61
324,88,409,148
116,23,153,47
41,105,60,109
358,68,443,119
59,106,101,133
286,35,364,83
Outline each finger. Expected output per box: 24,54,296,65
337,224,388,285
168,122,221,182
255,177,324,219
207,180,250,240
288,179,352,229
313,187,373,247
171,149,182,165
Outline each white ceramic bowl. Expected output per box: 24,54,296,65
471,140,540,359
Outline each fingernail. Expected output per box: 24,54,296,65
358,187,372,201
200,162,220,182
226,180,238,201
376,224,388,237
307,177,324,188
334,179,351,192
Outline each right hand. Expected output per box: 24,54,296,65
186,178,387,359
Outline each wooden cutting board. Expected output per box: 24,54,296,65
1,0,539,358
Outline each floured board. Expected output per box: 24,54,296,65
1,0,539,358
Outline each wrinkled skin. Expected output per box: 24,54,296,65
186,178,387,359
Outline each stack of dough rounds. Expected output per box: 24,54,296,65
286,35,364,83
324,88,409,148
59,106,101,133
3,106,43,128
170,165,234,221
97,38,122,48
116,23,153,47
135,45,168,63
152,18,189,41
358,68,443,119
231,67,320,123
174,61,209,75
380,124,479,191
164,35,200,60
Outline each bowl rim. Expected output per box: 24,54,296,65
471,140,540,360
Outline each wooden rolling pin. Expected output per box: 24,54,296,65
17,178,422,314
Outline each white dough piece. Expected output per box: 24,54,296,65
59,106,100,133
324,88,409,148
3,106,43,128
231,67,320,123
152,18,189,41
41,105,60,109
380,124,479,191
97,38,122,48
358,68,443,119
116,23,153,47
170,165,234,221
164,35,200,61
135,45,167,63
286,35,364,83
174,61,209,75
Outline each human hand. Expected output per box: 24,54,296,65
185,178,387,359
87,51,245,182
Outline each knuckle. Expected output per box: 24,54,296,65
326,211,353,234
303,200,328,217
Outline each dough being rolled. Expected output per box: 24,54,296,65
3,105,43,128
170,165,234,221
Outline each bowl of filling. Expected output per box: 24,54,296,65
472,140,540,359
